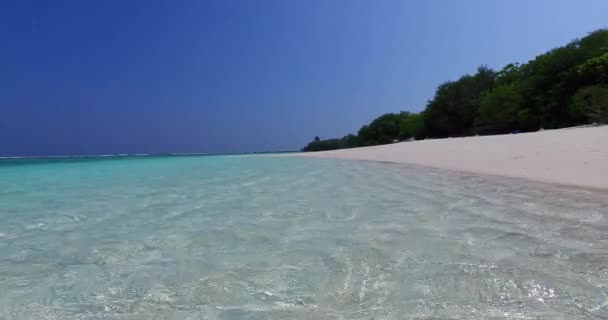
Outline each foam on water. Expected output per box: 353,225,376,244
0,155,607,319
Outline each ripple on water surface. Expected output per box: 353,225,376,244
0,155,607,319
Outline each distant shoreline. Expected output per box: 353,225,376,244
290,125,608,190
0,153,208,160
0,151,300,161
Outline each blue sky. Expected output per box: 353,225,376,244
2,0,607,156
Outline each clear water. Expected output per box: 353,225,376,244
1,155,607,319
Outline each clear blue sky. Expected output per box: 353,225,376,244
2,0,607,156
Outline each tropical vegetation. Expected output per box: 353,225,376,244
302,29,608,152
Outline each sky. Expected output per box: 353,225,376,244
1,0,608,156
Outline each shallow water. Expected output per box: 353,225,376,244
0,155,607,319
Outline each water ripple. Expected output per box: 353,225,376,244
0,156,607,319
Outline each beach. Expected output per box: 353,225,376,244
294,125,608,190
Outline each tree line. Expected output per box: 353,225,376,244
302,29,608,152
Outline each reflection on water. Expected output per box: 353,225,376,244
0,155,607,319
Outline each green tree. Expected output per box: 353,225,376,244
572,85,608,123
423,66,496,138
514,30,608,128
495,63,522,86
397,111,412,139
475,85,523,134
339,134,359,148
399,112,425,139
302,29,608,152
578,53,608,85
358,113,402,146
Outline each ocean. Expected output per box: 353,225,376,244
0,155,607,319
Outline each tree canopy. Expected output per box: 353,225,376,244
303,29,608,152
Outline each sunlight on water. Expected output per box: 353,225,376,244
0,155,607,319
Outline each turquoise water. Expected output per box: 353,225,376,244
1,155,607,319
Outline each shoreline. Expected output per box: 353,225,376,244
290,125,608,190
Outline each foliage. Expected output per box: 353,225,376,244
475,85,523,134
357,113,403,146
399,112,425,140
423,66,496,138
572,85,608,123
301,134,359,151
578,53,608,84
302,29,608,152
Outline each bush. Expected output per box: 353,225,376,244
573,85,608,124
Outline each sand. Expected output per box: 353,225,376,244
293,125,608,189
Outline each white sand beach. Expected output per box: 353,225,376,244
294,125,608,189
